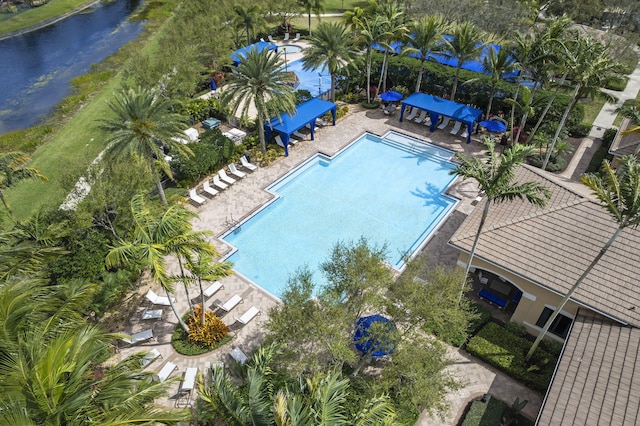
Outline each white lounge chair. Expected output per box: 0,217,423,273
283,32,289,42
414,110,427,123
461,127,469,138
180,367,198,393
203,281,223,298
383,104,396,115
240,155,257,171
230,347,248,364
202,180,219,197
218,169,236,185
228,163,246,179
216,294,243,313
235,306,260,325
145,289,175,306
140,348,162,368
424,116,432,126
450,121,462,135
292,130,306,140
274,134,286,148
405,107,418,121
437,116,451,129
120,328,154,345
156,361,177,382
184,128,199,142
293,33,300,42
228,128,247,142
212,175,228,190
268,35,276,44
317,118,329,127
141,308,162,320
289,138,298,146
189,189,206,206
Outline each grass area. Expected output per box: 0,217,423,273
0,0,95,36
289,15,343,32
579,94,607,125
321,0,367,13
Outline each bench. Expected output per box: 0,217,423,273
478,289,508,309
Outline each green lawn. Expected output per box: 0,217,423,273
0,0,95,36
580,94,607,125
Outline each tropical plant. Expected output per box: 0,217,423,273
404,15,447,93
0,151,48,216
441,21,487,101
298,0,324,36
302,22,360,103
100,86,192,205
185,253,233,326
105,194,215,332
374,1,408,93
353,15,385,104
221,48,297,155
450,140,550,301
527,155,640,360
479,44,518,118
233,4,266,46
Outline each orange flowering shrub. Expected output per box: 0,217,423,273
186,305,229,347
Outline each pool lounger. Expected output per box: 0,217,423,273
203,281,224,298
216,294,243,313
235,306,260,325
218,169,236,185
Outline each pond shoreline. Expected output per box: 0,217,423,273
0,0,101,42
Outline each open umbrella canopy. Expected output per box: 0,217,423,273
479,119,507,133
353,314,397,358
379,91,403,102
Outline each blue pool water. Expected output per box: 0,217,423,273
222,131,459,297
285,58,331,97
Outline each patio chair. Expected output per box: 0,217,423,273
405,107,418,121
141,308,163,320
240,155,257,171
293,33,301,42
145,289,175,306
218,169,236,185
292,130,306,140
383,104,396,115
156,361,178,382
212,175,228,190
274,134,286,148
316,118,329,127
424,115,432,126
414,110,427,123
202,180,219,197
230,347,248,364
203,281,224,299
268,35,276,44
437,116,451,129
189,189,206,206
215,294,243,313
234,306,260,326
120,328,154,345
461,127,469,138
178,367,198,401
283,32,290,42
140,348,162,368
450,121,462,135
229,163,246,179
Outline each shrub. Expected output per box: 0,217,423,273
568,123,592,137
469,302,492,334
528,154,566,172
605,76,628,91
504,321,528,337
540,338,564,357
461,396,507,426
186,305,230,346
602,127,618,148
171,129,234,186
466,322,556,393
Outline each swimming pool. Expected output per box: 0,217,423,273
221,131,459,297
284,58,331,96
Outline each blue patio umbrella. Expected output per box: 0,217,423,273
210,79,217,91
479,119,507,133
379,91,403,102
353,314,397,358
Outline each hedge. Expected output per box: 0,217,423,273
466,322,556,393
461,396,507,426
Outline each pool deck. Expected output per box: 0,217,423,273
112,106,542,420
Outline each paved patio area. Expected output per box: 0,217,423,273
113,106,545,419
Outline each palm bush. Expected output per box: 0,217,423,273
187,304,230,347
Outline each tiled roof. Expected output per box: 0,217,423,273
449,165,640,326
537,310,640,425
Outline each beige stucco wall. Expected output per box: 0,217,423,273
458,253,581,342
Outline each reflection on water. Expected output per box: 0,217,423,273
0,0,143,134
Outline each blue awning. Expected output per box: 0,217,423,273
230,42,278,66
265,98,337,156
400,93,483,144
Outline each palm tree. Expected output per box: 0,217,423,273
450,141,550,302
233,4,265,46
221,48,297,155
302,22,360,103
541,35,619,170
106,194,215,332
374,1,407,93
185,253,233,326
354,15,384,104
100,87,191,205
526,155,640,360
0,151,48,216
480,44,518,118
299,0,324,36
404,15,447,93
442,21,487,102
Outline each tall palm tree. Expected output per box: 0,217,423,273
106,194,215,332
450,141,550,302
221,48,297,155
185,253,233,326
541,35,619,170
442,21,487,102
0,151,48,216
480,44,518,118
302,22,360,103
100,87,191,205
374,1,407,93
404,14,447,93
299,0,324,36
233,4,265,46
527,155,640,360
354,15,384,104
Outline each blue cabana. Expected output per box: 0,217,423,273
230,42,278,66
400,93,483,144
265,98,337,156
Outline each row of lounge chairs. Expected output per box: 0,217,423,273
189,155,257,206
403,107,469,138
265,33,301,44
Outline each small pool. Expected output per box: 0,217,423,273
284,58,330,96
221,131,459,297
280,44,303,54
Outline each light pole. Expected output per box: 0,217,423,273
284,47,288,72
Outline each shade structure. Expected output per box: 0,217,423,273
230,42,278,66
479,120,507,133
353,314,397,358
379,91,403,102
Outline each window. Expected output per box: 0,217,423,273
535,307,573,339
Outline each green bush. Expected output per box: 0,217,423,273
602,128,618,148
172,323,232,356
171,129,235,186
461,396,507,426
466,322,556,393
568,123,592,137
504,321,528,337
605,76,628,91
528,154,567,172
469,302,492,334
